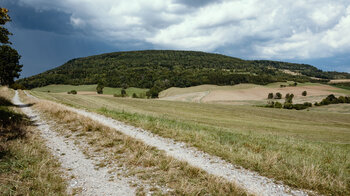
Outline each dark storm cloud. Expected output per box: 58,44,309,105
2,0,350,74
175,0,222,7
2,0,75,34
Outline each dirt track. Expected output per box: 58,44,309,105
15,91,135,195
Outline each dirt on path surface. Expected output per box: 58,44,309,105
14,91,135,196
24,91,311,196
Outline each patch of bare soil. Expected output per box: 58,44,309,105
328,79,350,84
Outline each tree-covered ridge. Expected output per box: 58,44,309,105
18,50,350,89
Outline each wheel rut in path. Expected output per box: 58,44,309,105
23,91,311,196
15,91,135,196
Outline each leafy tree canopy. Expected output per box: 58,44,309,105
0,8,22,86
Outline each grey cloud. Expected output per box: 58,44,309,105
7,0,350,61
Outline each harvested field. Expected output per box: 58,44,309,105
160,83,346,104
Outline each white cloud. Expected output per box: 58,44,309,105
18,0,350,59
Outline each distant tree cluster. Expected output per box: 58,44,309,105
314,94,350,106
267,94,350,110
67,90,77,94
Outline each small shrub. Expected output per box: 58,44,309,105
132,93,138,98
266,101,275,108
268,93,274,99
96,84,104,94
274,102,282,108
283,102,293,109
139,93,146,99
121,89,127,97
70,90,77,95
303,102,312,107
289,82,298,87
302,91,307,96
293,104,308,110
147,87,160,98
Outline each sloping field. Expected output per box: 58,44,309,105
160,83,349,104
29,90,350,195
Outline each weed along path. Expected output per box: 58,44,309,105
13,91,135,196
24,92,311,196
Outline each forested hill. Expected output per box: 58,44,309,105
18,50,350,89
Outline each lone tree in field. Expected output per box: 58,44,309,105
268,93,273,99
285,93,294,104
302,91,307,96
275,92,282,99
0,8,22,85
96,83,104,94
121,88,126,97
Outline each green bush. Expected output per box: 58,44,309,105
132,93,138,98
303,102,312,107
121,89,127,97
283,102,293,109
302,91,307,96
274,102,283,108
96,83,104,94
275,92,282,99
285,93,294,103
293,104,308,110
268,93,274,99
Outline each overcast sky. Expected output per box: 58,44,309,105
2,0,350,77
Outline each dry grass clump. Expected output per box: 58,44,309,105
0,89,66,195
32,97,248,195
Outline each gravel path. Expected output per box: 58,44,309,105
23,91,310,196
14,91,135,196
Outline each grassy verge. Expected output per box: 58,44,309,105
0,88,66,195
25,93,247,195
29,90,350,195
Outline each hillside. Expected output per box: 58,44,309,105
18,50,350,89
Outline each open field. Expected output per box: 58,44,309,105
29,90,350,195
160,83,349,104
33,84,148,96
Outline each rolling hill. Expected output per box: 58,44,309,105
18,50,350,90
